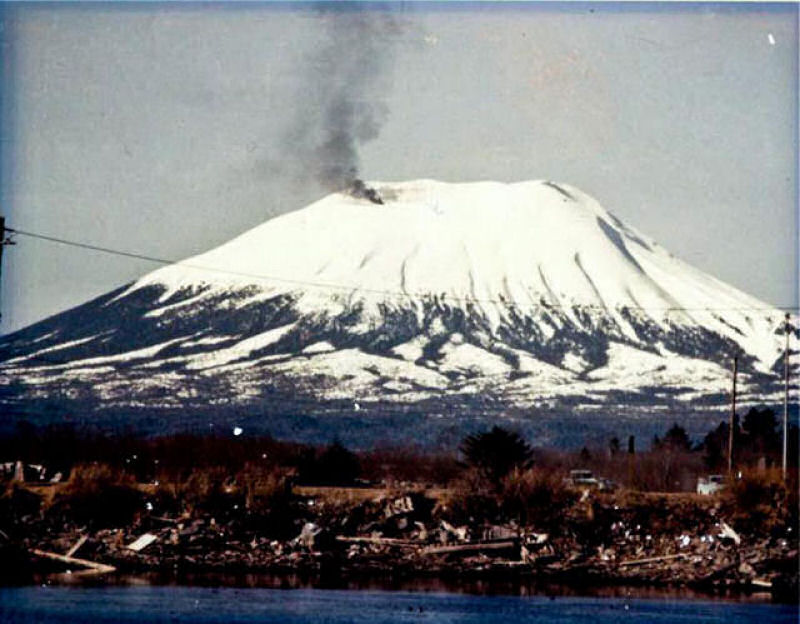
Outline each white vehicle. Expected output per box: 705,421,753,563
697,474,725,495
567,469,599,487
565,470,617,491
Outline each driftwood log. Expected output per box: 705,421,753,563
421,541,517,557
335,536,416,547
30,548,116,575
619,553,686,567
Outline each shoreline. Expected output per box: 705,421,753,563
11,522,798,605
19,567,789,606
3,482,797,605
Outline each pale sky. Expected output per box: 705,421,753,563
1,2,797,333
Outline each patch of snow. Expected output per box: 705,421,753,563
181,335,234,348
185,323,296,371
143,289,212,316
7,333,105,365
435,339,512,377
586,342,729,390
267,348,450,391
391,335,428,362
562,352,589,374
17,337,188,370
302,341,336,355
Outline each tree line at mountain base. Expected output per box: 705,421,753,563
1,406,796,493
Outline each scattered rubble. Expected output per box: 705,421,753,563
2,485,797,600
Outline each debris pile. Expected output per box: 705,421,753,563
3,484,797,599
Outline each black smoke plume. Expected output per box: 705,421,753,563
281,10,398,204
348,177,384,205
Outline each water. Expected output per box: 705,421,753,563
0,584,797,624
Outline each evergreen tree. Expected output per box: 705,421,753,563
741,407,780,456
662,423,692,452
460,427,533,486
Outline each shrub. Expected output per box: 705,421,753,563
237,463,291,512
49,463,143,528
633,449,702,492
359,447,460,486
235,463,296,538
441,468,500,525
298,442,361,486
722,468,798,536
501,468,577,530
162,465,238,516
443,467,578,531
0,483,43,537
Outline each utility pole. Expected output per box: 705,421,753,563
783,312,791,480
0,217,6,324
627,435,635,490
728,354,738,477
0,216,5,285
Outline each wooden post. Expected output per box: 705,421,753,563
728,355,738,476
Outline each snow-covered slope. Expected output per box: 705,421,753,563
126,180,780,364
0,180,793,447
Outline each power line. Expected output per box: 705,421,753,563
2,224,794,440
6,226,800,314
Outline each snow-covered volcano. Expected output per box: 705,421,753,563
0,180,792,447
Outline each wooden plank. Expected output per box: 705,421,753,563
30,548,116,575
335,536,416,547
126,533,159,552
619,553,685,567
421,541,517,556
65,535,88,558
